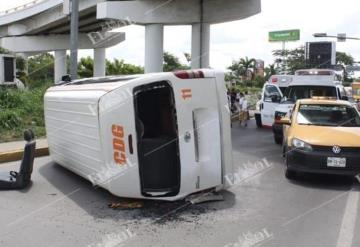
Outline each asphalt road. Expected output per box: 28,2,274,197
1,120,359,247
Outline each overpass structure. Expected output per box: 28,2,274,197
0,0,261,82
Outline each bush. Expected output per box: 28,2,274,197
0,85,48,142
0,110,22,130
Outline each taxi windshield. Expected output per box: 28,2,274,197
297,104,360,127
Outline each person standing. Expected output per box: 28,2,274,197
239,93,249,127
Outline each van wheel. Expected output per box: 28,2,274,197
285,169,297,180
274,135,282,145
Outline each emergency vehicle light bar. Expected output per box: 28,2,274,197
174,70,205,79
311,96,337,100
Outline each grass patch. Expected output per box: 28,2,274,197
0,84,50,143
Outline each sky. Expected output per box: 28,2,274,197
1,0,360,69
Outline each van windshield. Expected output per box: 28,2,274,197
297,104,360,127
281,86,337,103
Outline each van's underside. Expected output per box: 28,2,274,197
134,81,181,197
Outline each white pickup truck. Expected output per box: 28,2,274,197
254,75,294,128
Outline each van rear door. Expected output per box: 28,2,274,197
171,72,222,193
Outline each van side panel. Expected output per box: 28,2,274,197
44,90,106,180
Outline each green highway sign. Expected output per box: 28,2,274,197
269,29,300,42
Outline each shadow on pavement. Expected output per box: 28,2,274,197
286,173,355,192
39,162,236,224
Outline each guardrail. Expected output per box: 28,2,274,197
0,0,45,16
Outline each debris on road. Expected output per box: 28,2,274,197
109,200,144,210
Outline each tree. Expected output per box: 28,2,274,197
336,52,354,84
163,52,189,72
239,57,256,80
27,53,55,87
272,47,307,74
264,64,276,81
227,57,256,84
0,46,8,54
78,56,94,78
336,52,354,66
106,58,144,75
77,57,144,78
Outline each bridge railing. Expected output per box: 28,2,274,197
0,0,45,16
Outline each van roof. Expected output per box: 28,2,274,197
47,75,141,92
47,70,218,93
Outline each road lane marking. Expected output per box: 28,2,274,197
336,190,359,247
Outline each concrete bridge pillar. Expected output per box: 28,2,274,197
94,48,106,77
54,50,67,83
145,24,164,73
191,23,210,69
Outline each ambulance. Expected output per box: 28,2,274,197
254,75,294,128
272,69,348,144
44,70,233,201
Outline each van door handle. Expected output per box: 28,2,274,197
128,134,134,154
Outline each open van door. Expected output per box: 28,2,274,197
171,72,222,193
261,83,283,127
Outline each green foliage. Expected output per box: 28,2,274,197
227,57,256,84
336,52,354,66
163,52,189,72
77,57,144,78
264,64,276,81
27,53,55,88
78,56,94,78
0,86,48,142
0,46,9,54
253,75,267,88
106,59,144,75
272,47,308,74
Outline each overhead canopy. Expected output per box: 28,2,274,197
97,0,261,25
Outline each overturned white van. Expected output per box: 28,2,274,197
44,70,233,201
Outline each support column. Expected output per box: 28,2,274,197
94,48,106,77
145,24,164,73
54,50,67,83
191,23,210,69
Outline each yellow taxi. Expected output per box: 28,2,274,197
279,98,360,179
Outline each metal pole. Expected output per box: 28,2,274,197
70,0,79,79
282,41,286,74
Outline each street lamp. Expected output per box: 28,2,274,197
313,33,360,41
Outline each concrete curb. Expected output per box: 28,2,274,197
0,146,49,164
